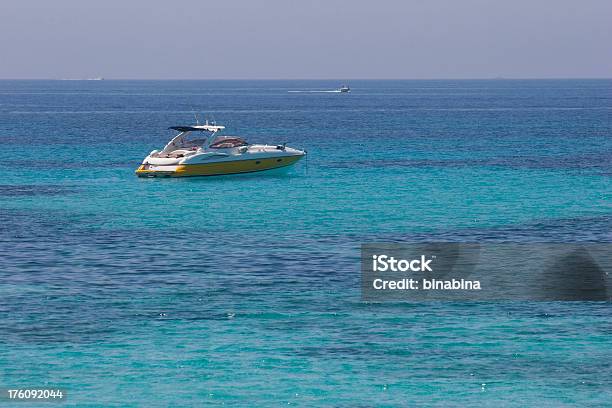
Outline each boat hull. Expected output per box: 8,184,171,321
135,155,303,178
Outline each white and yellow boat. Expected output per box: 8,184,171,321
136,122,306,178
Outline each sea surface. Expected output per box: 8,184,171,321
0,79,611,406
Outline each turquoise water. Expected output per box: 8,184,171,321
0,80,611,406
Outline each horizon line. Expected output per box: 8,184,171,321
0,77,611,81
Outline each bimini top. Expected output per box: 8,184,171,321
169,124,225,132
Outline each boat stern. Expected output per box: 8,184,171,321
135,162,181,178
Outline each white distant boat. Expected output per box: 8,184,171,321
338,85,350,93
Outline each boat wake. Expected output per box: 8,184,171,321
288,90,342,93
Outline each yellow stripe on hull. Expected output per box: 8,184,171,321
136,155,303,177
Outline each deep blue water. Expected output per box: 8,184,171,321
0,80,611,406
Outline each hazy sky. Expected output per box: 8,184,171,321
1,0,610,79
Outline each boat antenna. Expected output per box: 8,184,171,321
192,109,200,125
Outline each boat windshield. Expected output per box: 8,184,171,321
175,133,208,149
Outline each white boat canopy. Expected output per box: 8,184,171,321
161,123,226,153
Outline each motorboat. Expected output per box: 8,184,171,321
338,85,350,93
135,122,306,177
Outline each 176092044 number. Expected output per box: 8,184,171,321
4,388,66,401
